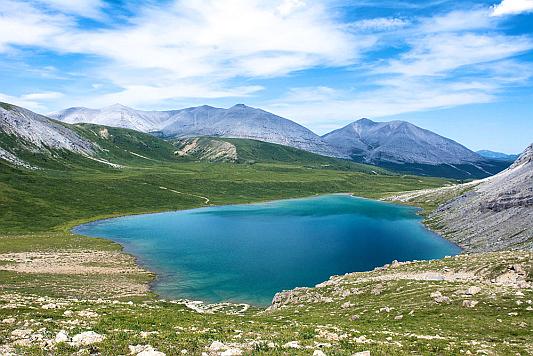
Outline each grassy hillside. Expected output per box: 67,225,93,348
0,159,449,233
171,136,389,174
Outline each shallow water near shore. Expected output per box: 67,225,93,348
74,194,460,306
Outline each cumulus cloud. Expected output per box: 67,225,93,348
491,0,533,16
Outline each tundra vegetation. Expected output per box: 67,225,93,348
0,117,531,355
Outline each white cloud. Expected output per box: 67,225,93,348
382,33,532,76
0,91,63,111
491,0,533,16
277,0,306,16
0,0,532,121
87,84,264,108
0,0,368,108
0,1,70,51
21,92,64,100
349,17,409,31
266,8,533,133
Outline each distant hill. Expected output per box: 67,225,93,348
477,150,519,161
322,118,509,179
50,104,513,179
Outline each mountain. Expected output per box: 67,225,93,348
323,118,482,164
51,104,340,158
1,102,97,168
0,102,179,169
428,143,533,251
477,150,519,161
50,103,176,132
1,102,381,174
322,118,509,179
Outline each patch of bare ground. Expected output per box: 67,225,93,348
0,250,151,298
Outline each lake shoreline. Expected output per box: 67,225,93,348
72,193,461,306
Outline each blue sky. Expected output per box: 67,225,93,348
0,0,532,153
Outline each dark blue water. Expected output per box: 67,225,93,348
74,195,460,306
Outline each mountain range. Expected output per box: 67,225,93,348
0,101,513,179
50,104,338,158
49,103,511,179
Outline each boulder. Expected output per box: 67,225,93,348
465,286,481,295
463,300,479,308
208,341,226,352
283,341,301,349
71,331,105,346
55,330,69,343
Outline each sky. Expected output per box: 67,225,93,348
0,0,532,153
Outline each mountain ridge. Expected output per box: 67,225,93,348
50,104,340,158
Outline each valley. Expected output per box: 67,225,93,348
0,101,531,355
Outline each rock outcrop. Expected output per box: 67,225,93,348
173,137,238,162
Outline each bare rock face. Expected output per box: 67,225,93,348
1,104,95,155
322,118,483,165
174,137,238,162
0,103,97,167
429,143,533,252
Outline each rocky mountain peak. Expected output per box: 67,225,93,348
510,143,533,169
354,118,375,126
231,104,248,109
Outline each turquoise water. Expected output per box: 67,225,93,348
74,195,460,306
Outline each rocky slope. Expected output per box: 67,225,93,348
322,118,482,165
173,137,238,162
1,103,95,155
0,103,97,168
388,143,533,252
428,143,533,252
0,103,181,169
51,104,340,158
